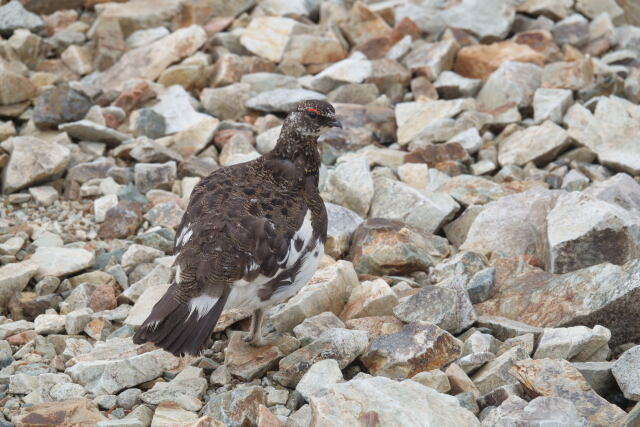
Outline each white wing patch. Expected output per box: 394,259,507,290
188,295,219,319
176,223,193,248
287,210,313,268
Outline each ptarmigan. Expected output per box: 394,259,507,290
133,100,342,356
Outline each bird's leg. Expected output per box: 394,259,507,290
243,308,269,346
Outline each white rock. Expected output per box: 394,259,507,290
612,345,640,401
246,88,326,113
125,283,171,326
94,194,118,223
533,88,574,124
395,99,467,145
28,185,59,206
309,376,480,426
498,121,571,166
534,325,611,362
296,359,344,401
31,247,95,280
309,56,372,93
240,17,298,62
34,314,66,335
322,156,374,217
151,85,211,134
121,244,164,272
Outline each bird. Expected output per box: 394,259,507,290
133,100,342,356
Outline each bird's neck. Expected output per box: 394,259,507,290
270,129,321,176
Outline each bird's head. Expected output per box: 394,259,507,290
287,100,343,138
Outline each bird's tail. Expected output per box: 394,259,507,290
133,284,229,356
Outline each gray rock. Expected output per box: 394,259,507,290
546,186,640,274
370,177,459,234
2,136,71,194
324,202,363,259
471,346,530,395
498,121,571,167
411,370,451,393
612,345,640,401
0,1,43,36
201,83,251,120
274,328,368,387
435,71,482,99
361,322,463,379
246,88,326,113
59,120,129,147
534,325,611,362
322,156,374,217
0,260,38,308
466,267,496,304
241,72,300,93
296,359,343,401
34,314,66,335
393,277,477,335
309,376,480,427
201,385,266,426
459,352,496,375
0,320,34,339
133,109,166,139
481,396,587,427
395,99,468,145
309,56,372,93
65,308,93,335
533,87,573,124
477,61,542,110
117,388,142,410
33,84,93,130
551,14,590,47
133,161,177,194
327,83,379,105
572,361,616,397
403,40,458,81
293,312,345,342
140,366,207,411
565,97,640,175
31,247,95,279
151,85,211,135
461,187,561,265
129,138,181,164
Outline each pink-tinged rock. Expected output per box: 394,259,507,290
96,25,206,91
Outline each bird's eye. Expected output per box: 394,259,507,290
305,108,319,118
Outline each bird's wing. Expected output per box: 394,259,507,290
172,162,308,304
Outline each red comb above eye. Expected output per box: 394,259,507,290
306,108,319,114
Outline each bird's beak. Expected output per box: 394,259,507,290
331,119,343,129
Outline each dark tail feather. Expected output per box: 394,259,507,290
133,285,229,356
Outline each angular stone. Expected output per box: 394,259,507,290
393,277,476,335
296,359,343,401
573,361,616,397
476,259,640,347
341,2,391,45
551,14,590,47
370,177,459,233
0,319,34,339
542,59,593,90
246,88,326,113
201,83,250,121
533,88,573,124
150,402,200,426
293,312,345,342
534,326,610,361
517,0,574,20
12,398,106,426
403,40,458,81
225,332,299,382
0,260,38,309
325,202,362,259
565,97,640,175
239,17,297,63
3,136,70,194
471,346,530,395
322,156,373,217
477,61,543,110
310,56,372,94
411,370,451,393
482,395,588,426
31,247,95,280
201,385,266,427
612,345,640,401
438,175,510,207
339,279,398,321
270,261,359,333
361,322,463,379
434,71,482,99
498,121,571,167
141,366,207,411
97,25,206,91
134,161,177,194
34,314,66,335
511,358,627,426
395,99,467,145
454,41,545,80
33,84,92,130
461,187,561,263
547,186,640,274
345,315,404,341
309,376,480,427
274,328,368,388
349,219,451,276
59,120,129,147
65,339,179,395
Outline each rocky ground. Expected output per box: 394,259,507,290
1,0,640,426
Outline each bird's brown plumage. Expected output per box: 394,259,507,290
133,100,339,355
